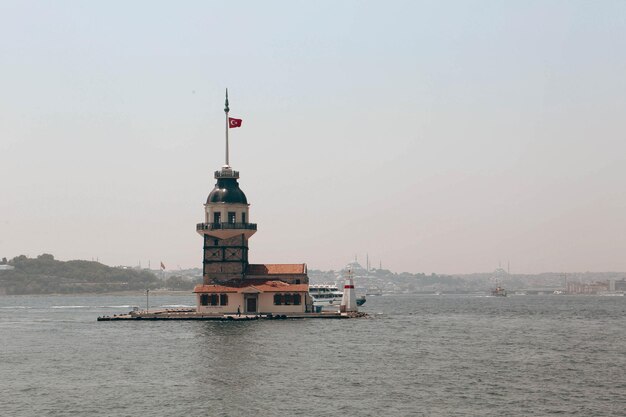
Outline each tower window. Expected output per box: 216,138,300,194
242,212,246,223
213,212,221,224
228,212,236,224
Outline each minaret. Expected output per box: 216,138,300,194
196,90,257,284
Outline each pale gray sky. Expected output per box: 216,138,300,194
1,1,625,274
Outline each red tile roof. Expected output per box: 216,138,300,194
194,281,309,294
246,264,306,275
252,281,309,293
193,284,239,293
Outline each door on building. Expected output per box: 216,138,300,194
246,296,257,313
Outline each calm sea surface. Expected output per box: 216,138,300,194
1,293,625,416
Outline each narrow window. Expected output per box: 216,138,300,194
220,294,228,306
274,293,282,305
242,212,246,223
210,294,219,306
214,239,219,246
228,212,236,224
293,294,301,305
200,294,209,306
213,212,221,224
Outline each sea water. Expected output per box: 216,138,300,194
1,294,625,416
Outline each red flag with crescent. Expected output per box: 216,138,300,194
229,117,242,128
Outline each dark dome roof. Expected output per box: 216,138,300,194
207,178,248,204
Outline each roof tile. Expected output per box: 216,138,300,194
194,281,309,294
246,263,306,275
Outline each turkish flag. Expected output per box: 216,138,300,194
229,117,242,128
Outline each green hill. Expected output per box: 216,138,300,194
0,254,161,295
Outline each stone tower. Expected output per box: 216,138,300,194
196,89,257,285
197,167,257,284
192,90,312,315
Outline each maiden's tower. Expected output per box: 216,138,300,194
193,90,312,315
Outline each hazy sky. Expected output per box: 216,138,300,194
1,1,626,274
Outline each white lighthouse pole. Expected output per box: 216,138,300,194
225,88,230,167
341,269,358,313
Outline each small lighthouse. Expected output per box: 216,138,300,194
340,269,358,313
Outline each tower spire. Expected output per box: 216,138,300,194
224,88,230,167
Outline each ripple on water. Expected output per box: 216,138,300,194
0,294,625,417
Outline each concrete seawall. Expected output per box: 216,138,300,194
97,308,367,321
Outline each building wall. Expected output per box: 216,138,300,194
196,293,244,314
205,203,249,224
258,292,306,314
244,273,308,285
195,292,307,314
203,234,249,283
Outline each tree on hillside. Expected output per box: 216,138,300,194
0,254,162,294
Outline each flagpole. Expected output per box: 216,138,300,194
224,88,230,167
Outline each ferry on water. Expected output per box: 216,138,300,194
309,284,366,307
491,284,507,297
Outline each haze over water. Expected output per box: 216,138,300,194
2,293,624,416
2,1,626,274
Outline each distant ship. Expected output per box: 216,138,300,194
366,286,383,296
491,265,509,297
491,283,507,297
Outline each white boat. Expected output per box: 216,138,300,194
366,286,383,296
309,283,366,307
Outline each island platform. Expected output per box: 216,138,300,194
97,308,367,321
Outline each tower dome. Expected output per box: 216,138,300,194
207,171,248,204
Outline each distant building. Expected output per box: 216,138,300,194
614,279,626,291
342,260,367,276
566,281,610,294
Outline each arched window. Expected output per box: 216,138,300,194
200,294,209,306
284,293,293,305
293,293,301,305
220,294,228,305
